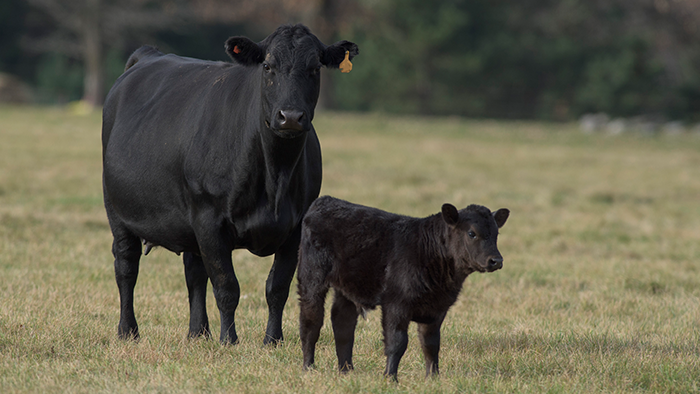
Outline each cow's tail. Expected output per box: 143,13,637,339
124,45,161,71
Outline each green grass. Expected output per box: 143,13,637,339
1,106,699,393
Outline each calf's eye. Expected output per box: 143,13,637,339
468,231,477,239
263,63,271,72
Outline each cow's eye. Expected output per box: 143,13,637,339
263,63,271,72
468,231,477,239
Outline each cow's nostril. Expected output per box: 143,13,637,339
488,257,503,269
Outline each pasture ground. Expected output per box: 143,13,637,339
0,106,698,393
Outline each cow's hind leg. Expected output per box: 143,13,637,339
111,227,143,340
331,291,359,373
263,226,302,345
183,252,210,338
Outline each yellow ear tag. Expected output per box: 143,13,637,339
339,50,352,73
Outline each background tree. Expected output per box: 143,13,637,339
3,0,700,120
334,0,700,120
19,0,358,108
22,0,191,106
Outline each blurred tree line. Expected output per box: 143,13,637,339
1,0,699,121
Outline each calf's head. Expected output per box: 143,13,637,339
441,204,509,273
225,24,358,138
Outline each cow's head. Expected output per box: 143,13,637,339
225,24,358,138
442,204,509,273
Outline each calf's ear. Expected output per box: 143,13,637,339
225,37,264,65
441,203,460,226
322,40,359,68
493,208,510,228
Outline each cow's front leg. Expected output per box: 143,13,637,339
417,314,445,377
382,307,410,381
194,219,239,344
183,252,210,338
264,226,302,345
204,251,239,344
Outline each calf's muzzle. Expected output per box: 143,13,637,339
487,256,503,272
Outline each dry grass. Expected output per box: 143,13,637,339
0,106,699,393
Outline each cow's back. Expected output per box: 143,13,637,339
103,47,249,151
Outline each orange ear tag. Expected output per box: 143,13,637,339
339,50,352,73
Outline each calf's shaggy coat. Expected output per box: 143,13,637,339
297,196,509,380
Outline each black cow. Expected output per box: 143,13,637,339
102,24,358,345
297,196,509,380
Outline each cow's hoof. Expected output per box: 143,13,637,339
117,327,140,341
262,334,283,346
219,334,239,345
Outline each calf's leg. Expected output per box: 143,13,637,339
331,291,359,372
183,252,210,338
382,307,410,381
264,226,302,345
298,286,328,370
111,228,142,340
417,314,445,377
297,237,335,370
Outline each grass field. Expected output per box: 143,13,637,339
0,105,699,393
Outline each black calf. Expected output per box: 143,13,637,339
297,196,509,380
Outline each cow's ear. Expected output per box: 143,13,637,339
225,37,264,65
493,208,510,228
322,40,359,68
441,204,459,226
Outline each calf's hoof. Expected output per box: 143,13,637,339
384,372,399,382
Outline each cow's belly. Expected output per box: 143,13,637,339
105,163,307,257
103,158,198,253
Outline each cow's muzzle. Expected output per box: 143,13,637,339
274,109,308,135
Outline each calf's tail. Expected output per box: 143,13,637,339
296,229,335,300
